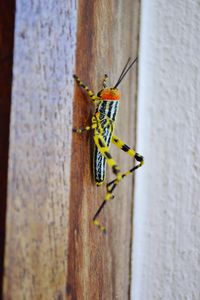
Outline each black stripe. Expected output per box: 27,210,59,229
135,153,144,162
130,164,140,173
99,101,106,114
105,151,112,159
112,166,120,175
98,138,104,148
109,183,117,193
122,144,130,152
107,101,113,118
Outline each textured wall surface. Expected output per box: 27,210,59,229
4,0,77,298
132,1,200,299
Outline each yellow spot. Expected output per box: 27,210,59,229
93,220,100,226
105,193,111,201
101,226,106,232
125,171,131,177
117,174,122,181
93,220,106,233
96,182,103,186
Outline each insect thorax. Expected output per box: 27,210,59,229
96,100,120,122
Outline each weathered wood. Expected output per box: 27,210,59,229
3,0,77,299
0,1,15,297
67,1,140,299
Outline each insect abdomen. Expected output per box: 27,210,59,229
94,100,119,184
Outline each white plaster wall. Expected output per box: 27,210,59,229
132,1,200,299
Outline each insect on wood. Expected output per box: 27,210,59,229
73,57,144,233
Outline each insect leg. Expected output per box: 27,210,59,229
111,134,144,178
93,134,123,232
73,114,100,134
102,74,108,88
73,123,97,133
73,74,100,102
93,135,144,232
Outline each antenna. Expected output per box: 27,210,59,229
114,57,137,89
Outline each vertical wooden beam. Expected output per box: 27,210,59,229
3,0,77,299
67,1,140,299
0,1,15,297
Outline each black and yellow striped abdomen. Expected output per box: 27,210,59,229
94,100,120,184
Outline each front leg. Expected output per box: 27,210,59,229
73,74,100,102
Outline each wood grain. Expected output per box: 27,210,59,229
67,1,140,299
3,0,77,299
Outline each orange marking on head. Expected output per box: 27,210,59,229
100,88,121,101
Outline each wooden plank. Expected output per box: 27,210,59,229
67,1,140,299
3,1,77,299
0,1,15,297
